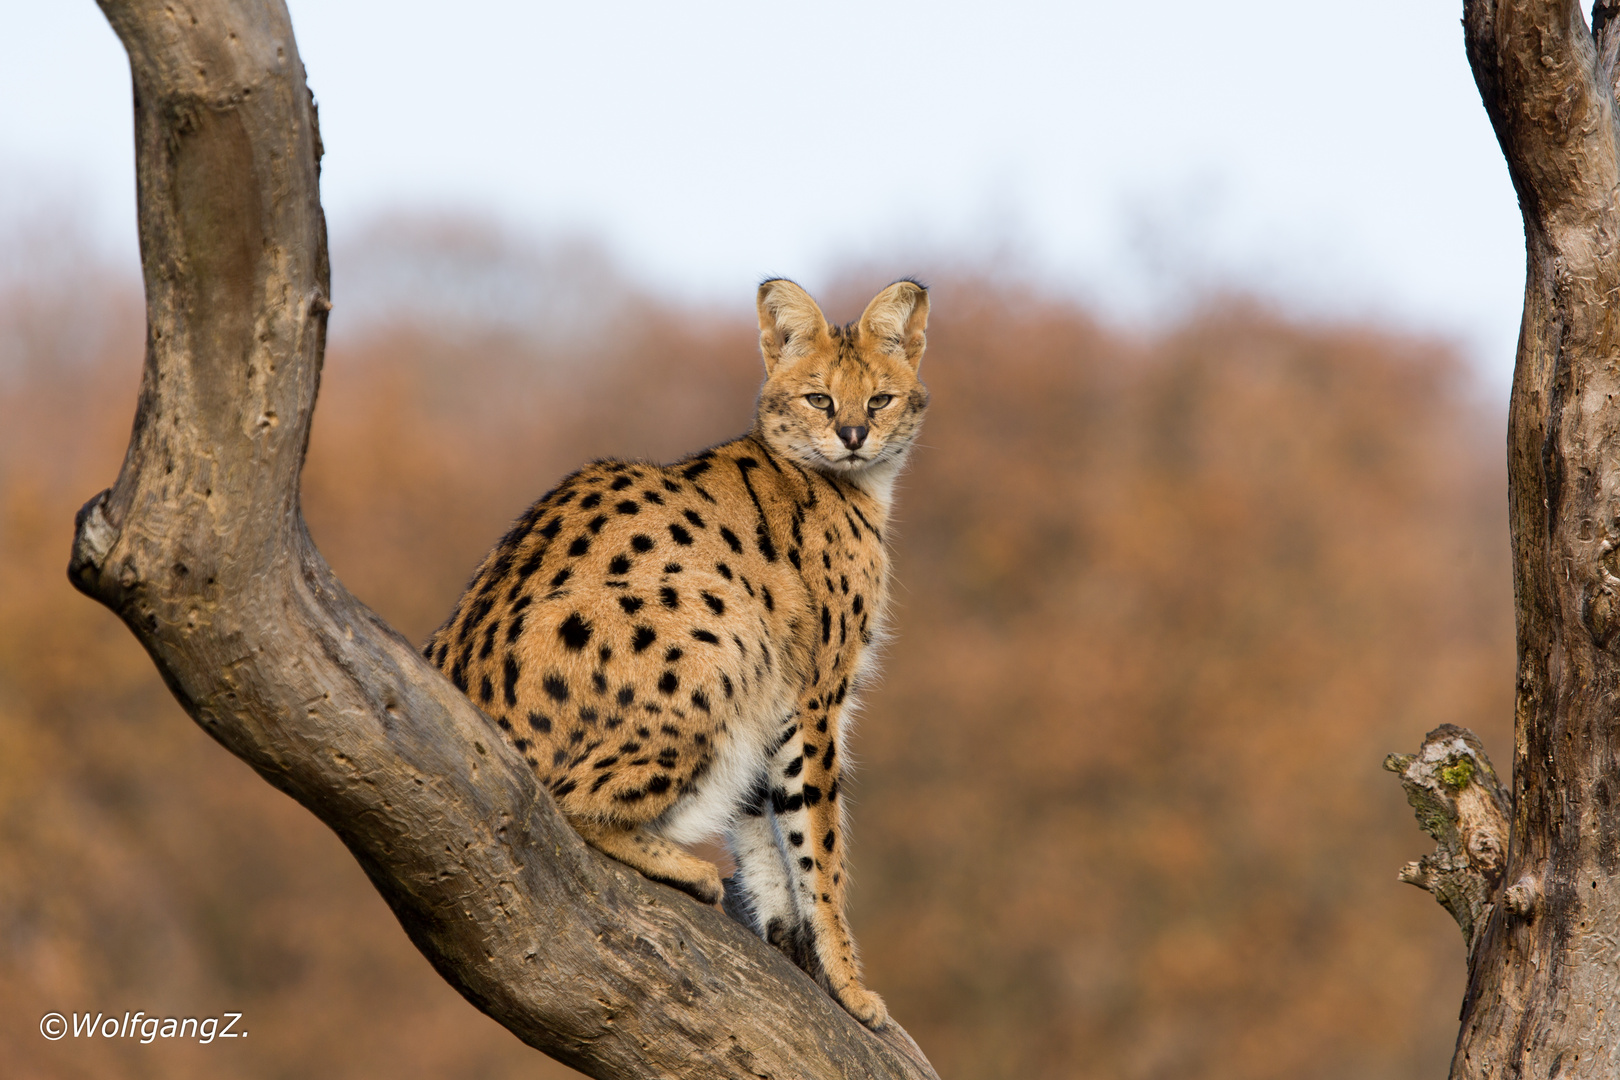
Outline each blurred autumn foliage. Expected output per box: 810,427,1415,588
0,217,1512,1079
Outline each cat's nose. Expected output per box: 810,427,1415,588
838,425,868,450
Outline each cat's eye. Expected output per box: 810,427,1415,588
867,393,894,410
805,393,833,410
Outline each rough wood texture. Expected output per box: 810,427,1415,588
70,2,939,1077
1432,1,1620,1075
1384,726,1513,950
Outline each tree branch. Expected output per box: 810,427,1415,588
71,2,938,1076
1383,726,1513,951
1398,3,1620,1072
1465,0,1619,248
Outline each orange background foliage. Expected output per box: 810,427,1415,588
0,228,1512,1078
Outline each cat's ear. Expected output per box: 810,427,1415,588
858,279,929,370
757,279,831,375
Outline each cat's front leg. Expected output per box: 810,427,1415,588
753,703,886,1028
724,760,797,941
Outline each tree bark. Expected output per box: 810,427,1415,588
1390,2,1620,1075
70,2,939,1077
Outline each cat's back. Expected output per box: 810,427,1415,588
425,437,819,812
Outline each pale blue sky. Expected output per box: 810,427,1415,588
4,2,1523,377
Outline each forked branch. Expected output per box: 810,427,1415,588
72,2,937,1077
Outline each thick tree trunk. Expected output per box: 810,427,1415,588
69,2,938,1077
1393,2,1620,1076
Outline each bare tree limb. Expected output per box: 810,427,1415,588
70,2,939,1076
1400,1,1620,1074
1384,726,1512,951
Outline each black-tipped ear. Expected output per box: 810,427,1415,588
757,279,831,375
857,280,929,370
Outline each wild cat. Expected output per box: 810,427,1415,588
423,278,929,1027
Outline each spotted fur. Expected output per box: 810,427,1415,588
424,278,929,1028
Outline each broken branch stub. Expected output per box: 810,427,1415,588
1383,724,1511,949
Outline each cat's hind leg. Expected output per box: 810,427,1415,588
569,816,722,906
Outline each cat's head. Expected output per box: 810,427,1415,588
753,278,930,488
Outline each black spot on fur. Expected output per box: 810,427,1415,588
617,686,636,706
528,712,552,733
702,592,725,616
691,690,711,713
503,655,521,705
619,595,644,614
664,646,684,663
479,675,493,703
683,509,706,529
660,586,680,609
802,784,822,805
631,533,655,553
609,554,632,575
658,671,679,695
567,535,591,557
610,475,634,491
558,613,593,651
691,628,719,644
716,562,733,580
580,492,603,509
632,626,657,652
543,674,570,702
720,527,743,553
668,523,694,546
721,673,734,698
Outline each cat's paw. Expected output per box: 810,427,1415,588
652,863,723,906
683,866,724,907
835,984,889,1030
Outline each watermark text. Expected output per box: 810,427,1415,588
40,1011,246,1044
